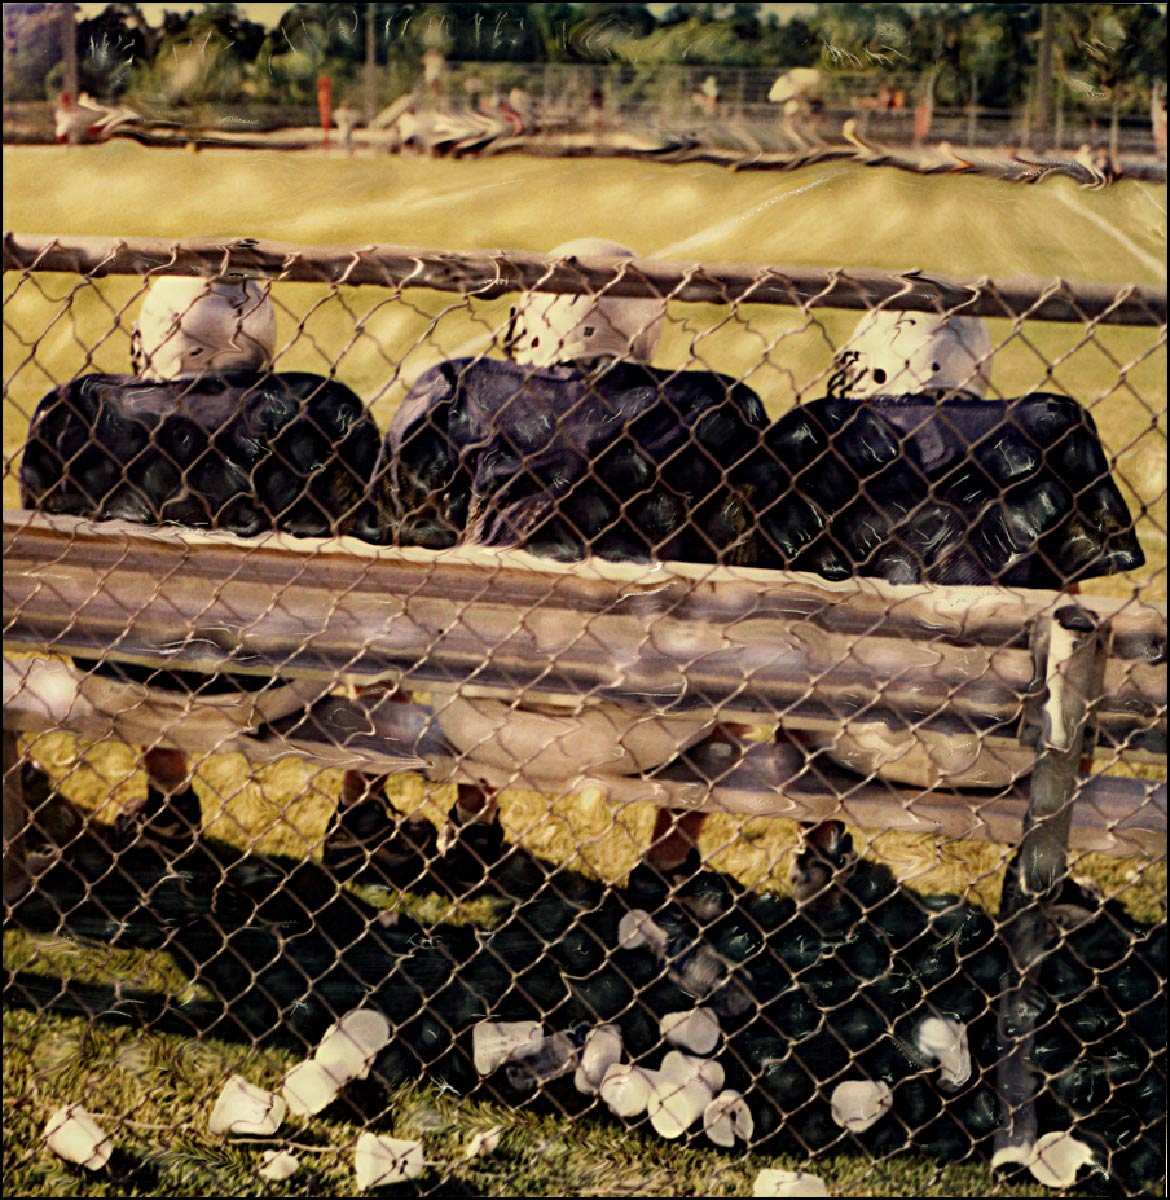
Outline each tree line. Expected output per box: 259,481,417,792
3,3,1164,116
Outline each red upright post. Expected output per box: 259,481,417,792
318,75,333,149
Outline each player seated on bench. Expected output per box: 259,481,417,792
324,238,770,893
748,308,1144,800
19,275,383,859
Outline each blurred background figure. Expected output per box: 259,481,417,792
494,89,524,136
587,86,606,133
463,73,484,114
508,85,534,133
693,75,720,117
1152,88,1167,158
54,91,140,144
768,68,824,149
334,99,358,154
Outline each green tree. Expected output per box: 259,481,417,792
609,14,755,66
728,3,761,42
811,3,913,74
956,5,1036,111
564,4,657,62
76,3,157,98
531,3,582,62
1056,3,1166,112
128,5,264,105
760,12,817,69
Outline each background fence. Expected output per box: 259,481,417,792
2,235,1167,1197
6,60,1166,162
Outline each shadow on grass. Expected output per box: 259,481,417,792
4,817,1166,1191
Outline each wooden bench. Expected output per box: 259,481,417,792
4,507,1166,1166
4,507,1164,860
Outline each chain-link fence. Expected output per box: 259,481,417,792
3,235,1167,1196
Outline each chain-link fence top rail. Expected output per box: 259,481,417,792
2,235,1167,1197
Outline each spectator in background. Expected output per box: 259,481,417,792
508,85,534,132
769,68,824,149
693,75,719,117
587,86,605,133
19,276,383,862
334,100,358,154
326,238,771,897
463,73,484,114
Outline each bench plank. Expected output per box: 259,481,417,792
5,512,1165,754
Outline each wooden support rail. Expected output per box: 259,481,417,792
5,233,1167,325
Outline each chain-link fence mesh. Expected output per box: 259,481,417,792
3,236,1166,1196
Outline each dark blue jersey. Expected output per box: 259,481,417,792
20,370,383,692
379,357,769,565
20,370,382,540
747,394,1144,588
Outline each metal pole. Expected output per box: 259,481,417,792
61,2,79,145
1054,72,1064,150
1035,3,1053,150
1109,95,1120,170
3,730,30,906
968,70,978,147
364,3,376,128
994,604,1104,1170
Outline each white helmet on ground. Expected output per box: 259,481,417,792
830,309,993,400
509,238,665,368
132,276,276,380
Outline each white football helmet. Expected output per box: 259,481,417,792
508,238,664,368
830,310,993,400
132,276,276,380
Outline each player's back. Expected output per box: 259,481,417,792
385,356,767,565
749,392,1144,588
21,369,381,541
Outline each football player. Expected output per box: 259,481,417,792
750,308,1143,798
328,238,770,895
19,275,382,860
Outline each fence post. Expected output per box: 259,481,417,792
993,604,1104,1168
968,70,978,147
60,3,80,146
364,4,376,129
1054,73,1064,151
1110,95,1121,169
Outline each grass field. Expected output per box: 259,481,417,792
3,144,1167,1197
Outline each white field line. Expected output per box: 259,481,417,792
1048,187,1167,281
653,175,831,258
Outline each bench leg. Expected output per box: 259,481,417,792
3,728,30,904
994,604,1104,1168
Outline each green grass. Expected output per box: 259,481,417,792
2,144,1166,281
3,145,1166,1196
3,1003,1072,1197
